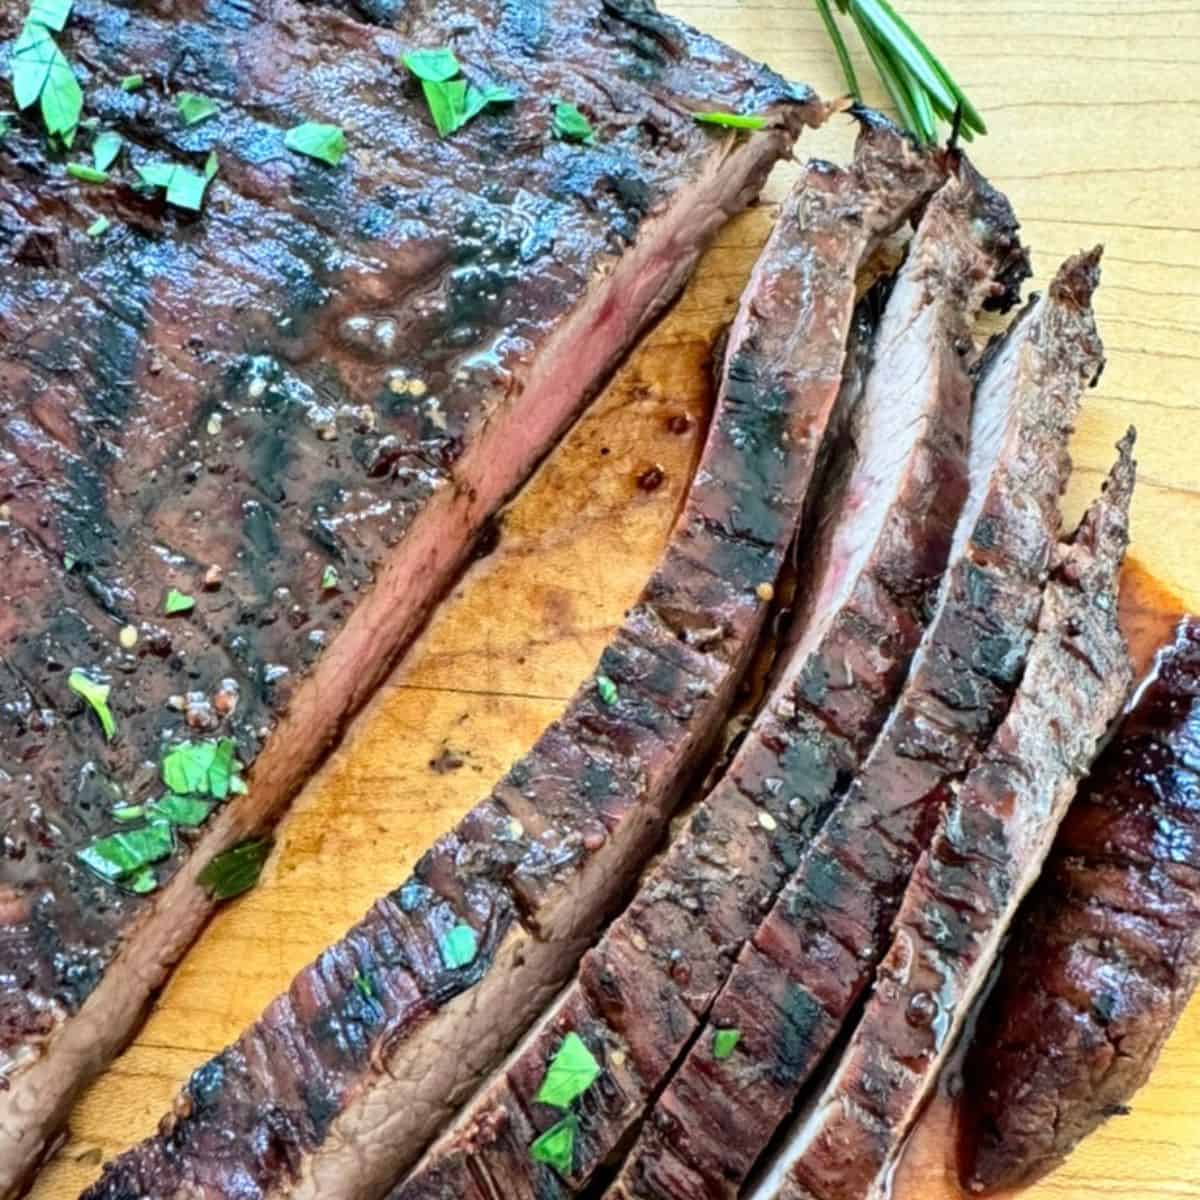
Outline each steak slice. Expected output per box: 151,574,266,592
958,615,1200,1194
610,249,1104,1200
380,117,963,1200
0,0,824,1190
71,101,853,1200
753,434,1138,1200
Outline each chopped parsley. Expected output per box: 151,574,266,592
164,588,195,615
552,101,596,145
68,669,116,740
66,161,108,183
86,215,110,238
160,737,242,799
353,969,377,1001
111,804,145,822
284,122,347,166
321,565,339,591
176,91,218,126
120,73,144,92
402,47,515,138
92,128,121,170
150,793,212,827
439,922,479,969
137,156,217,211
535,1032,601,1109
712,1028,741,1059
530,1114,578,1177
198,839,271,900
77,820,174,883
10,22,83,140
27,0,73,32
128,866,158,894
693,112,768,131
595,674,618,707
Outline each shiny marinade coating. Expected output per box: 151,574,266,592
0,0,818,1187
611,249,1105,1200
385,116,950,1200
73,96,836,1200
762,435,1137,1200
959,616,1200,1194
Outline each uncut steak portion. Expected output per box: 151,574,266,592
611,250,1102,1200
959,616,1200,1195
74,108,847,1200
0,0,823,1189
755,435,1137,1200
384,117,960,1200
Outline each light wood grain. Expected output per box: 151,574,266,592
30,2,1200,1197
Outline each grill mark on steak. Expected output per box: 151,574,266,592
608,249,1104,1200
380,117,955,1200
0,0,825,1190
958,615,1200,1195
69,101,850,1200
753,434,1137,1200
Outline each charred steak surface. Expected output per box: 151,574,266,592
960,615,1200,1194
72,84,839,1200
0,0,818,1189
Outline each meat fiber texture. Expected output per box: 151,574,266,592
609,248,1105,1200
69,81,846,1200
384,114,956,1200
0,0,825,1191
959,615,1200,1194
754,433,1138,1200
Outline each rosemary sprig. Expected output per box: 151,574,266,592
815,0,985,144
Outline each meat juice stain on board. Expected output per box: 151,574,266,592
881,558,1186,1200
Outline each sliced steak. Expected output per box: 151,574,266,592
958,616,1200,1194
753,434,1138,1200
381,117,964,1200
71,100,854,1200
0,0,824,1190
611,249,1103,1200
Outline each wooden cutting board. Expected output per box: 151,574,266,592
32,2,1200,1197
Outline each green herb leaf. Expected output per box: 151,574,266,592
111,804,144,822
535,1032,601,1109
353,969,376,1001
137,159,215,210
85,215,111,238
204,149,218,179
402,46,461,83
151,793,212,827
66,161,108,183
462,82,516,125
321,565,339,591
284,121,347,166
529,1115,578,1176
120,73,144,92
92,128,121,170
439,922,479,969
176,91,219,126
198,839,271,900
164,588,195,615
712,1028,741,1060
10,23,83,139
420,77,468,137
815,0,861,99
68,669,116,740
128,866,158,894
27,0,73,33
693,112,768,131
552,101,596,145
160,738,242,798
595,675,618,707
77,821,174,881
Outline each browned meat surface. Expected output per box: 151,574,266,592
611,249,1101,1200
382,115,963,1200
958,616,1200,1194
0,0,823,1190
755,434,1138,1200
72,97,846,1200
